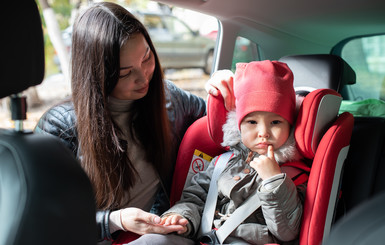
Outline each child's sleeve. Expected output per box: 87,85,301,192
161,156,218,238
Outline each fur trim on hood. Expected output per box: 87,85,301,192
221,110,303,163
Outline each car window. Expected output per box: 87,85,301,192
144,15,173,41
231,36,260,71
336,34,385,101
163,15,194,40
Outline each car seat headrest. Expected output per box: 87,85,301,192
207,91,228,149
279,54,356,93
0,1,45,99
207,88,342,160
294,89,342,159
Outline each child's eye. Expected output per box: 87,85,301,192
271,120,281,125
247,120,257,124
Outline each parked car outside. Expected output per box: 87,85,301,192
135,10,215,74
56,9,216,74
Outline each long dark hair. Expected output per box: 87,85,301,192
71,2,171,209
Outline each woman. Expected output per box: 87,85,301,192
34,2,232,243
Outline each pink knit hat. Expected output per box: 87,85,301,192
234,60,296,128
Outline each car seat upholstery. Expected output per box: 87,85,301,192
279,54,356,93
0,1,96,245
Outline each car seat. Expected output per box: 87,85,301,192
0,1,97,245
169,55,355,245
169,89,353,245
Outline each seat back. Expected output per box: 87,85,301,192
298,109,354,245
279,54,356,93
334,116,385,221
324,190,385,245
0,1,97,244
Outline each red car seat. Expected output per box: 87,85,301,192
169,88,354,245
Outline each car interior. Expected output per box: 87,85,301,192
1,0,385,244
0,1,96,245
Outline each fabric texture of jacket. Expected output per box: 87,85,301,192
162,111,307,245
34,80,207,241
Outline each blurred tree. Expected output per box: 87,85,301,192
38,0,154,78
38,0,70,83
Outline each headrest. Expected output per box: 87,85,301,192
207,88,342,160
279,54,356,93
0,1,45,99
294,89,342,159
207,91,228,149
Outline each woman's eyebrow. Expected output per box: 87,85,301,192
143,46,150,58
119,47,150,71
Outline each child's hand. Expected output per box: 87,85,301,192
160,214,189,234
250,145,281,180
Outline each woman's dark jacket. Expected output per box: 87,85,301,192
34,80,207,241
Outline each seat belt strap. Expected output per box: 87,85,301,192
199,151,233,236
215,190,261,244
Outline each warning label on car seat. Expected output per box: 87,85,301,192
183,149,213,189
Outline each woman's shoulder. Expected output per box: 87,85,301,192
35,99,76,134
34,99,79,155
42,100,75,121
164,79,182,94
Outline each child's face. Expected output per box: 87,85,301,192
240,111,291,155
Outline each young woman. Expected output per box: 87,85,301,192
34,2,231,242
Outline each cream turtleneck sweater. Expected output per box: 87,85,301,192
107,96,160,233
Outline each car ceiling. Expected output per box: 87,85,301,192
155,0,385,59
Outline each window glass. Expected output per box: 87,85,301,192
163,15,194,40
340,35,385,101
231,36,260,71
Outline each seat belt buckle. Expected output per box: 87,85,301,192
197,229,220,245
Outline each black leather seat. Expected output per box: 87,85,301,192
0,1,96,244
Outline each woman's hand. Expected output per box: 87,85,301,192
250,145,281,180
120,208,186,235
205,69,235,111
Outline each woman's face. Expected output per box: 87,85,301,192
110,33,155,100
